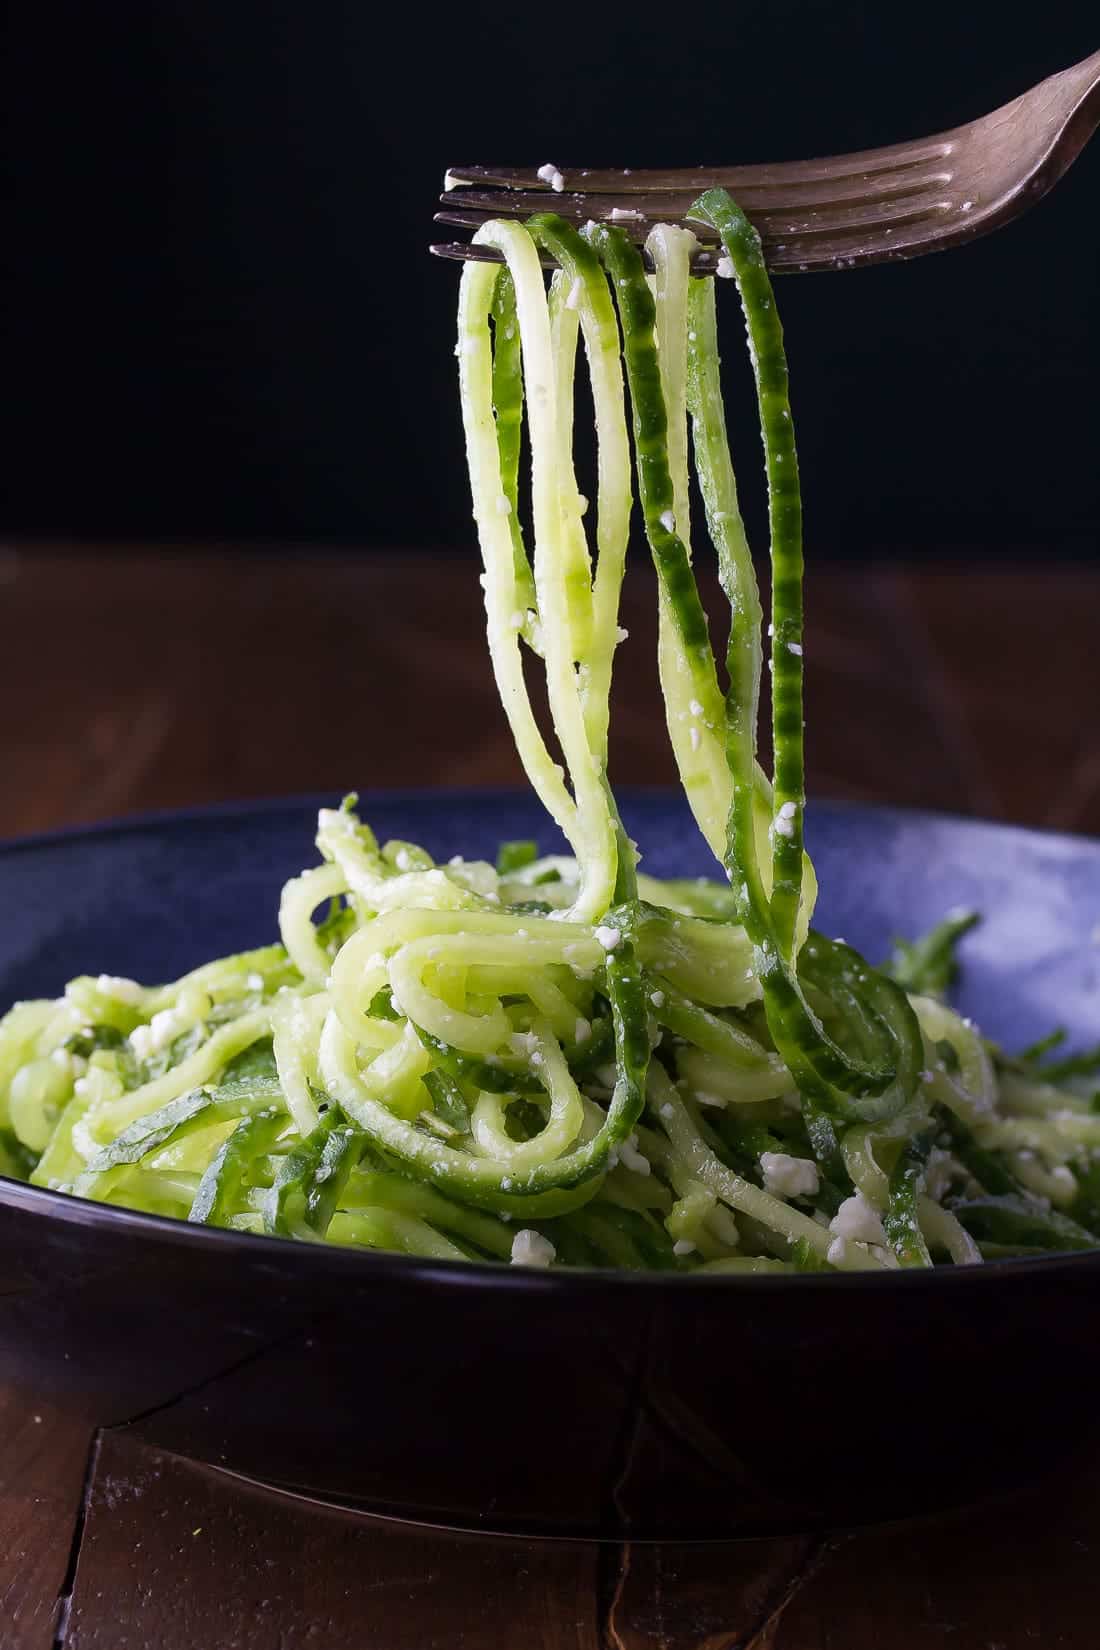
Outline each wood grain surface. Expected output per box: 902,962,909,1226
1,546,1098,1649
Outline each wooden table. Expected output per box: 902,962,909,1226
2,547,1099,1649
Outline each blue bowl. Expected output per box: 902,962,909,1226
0,792,1098,1538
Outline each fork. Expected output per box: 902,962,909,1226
432,47,1100,274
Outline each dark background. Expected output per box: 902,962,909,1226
2,1,1097,558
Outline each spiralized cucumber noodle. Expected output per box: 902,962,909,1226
4,194,1100,1272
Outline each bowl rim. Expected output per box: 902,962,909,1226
3,787,1099,1297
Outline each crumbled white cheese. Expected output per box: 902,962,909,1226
95,975,143,1005
394,848,413,872
924,1148,958,1202
688,699,704,718
716,255,735,279
510,1229,556,1267
829,1191,886,1246
536,162,565,193
660,1102,675,1120
609,206,643,221
649,990,665,1009
618,1133,651,1177
672,1239,696,1256
760,1151,819,1200
594,925,620,951
786,642,803,656
130,1005,188,1061
659,509,676,534
826,1236,849,1267
246,973,265,992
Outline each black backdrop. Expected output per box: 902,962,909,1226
2,1,1097,557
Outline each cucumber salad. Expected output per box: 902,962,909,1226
3,192,1099,1273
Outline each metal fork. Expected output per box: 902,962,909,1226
432,47,1100,274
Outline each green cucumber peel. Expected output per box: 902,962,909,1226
188,1109,287,1227
687,188,805,958
950,1194,1098,1254
266,1109,364,1239
883,1128,935,1267
423,1068,472,1134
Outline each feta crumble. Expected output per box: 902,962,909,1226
130,1006,189,1061
760,1151,819,1199
95,975,143,1005
618,1134,651,1177
511,1229,556,1267
829,1191,886,1246
594,925,620,951
672,1239,696,1256
536,162,565,193
659,509,676,534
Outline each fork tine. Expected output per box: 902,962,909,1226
444,141,956,197
442,167,953,218
435,191,955,248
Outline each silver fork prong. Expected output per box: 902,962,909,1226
443,141,957,196
443,164,955,217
